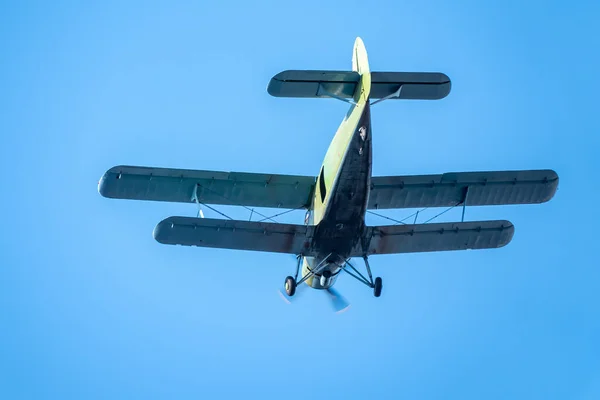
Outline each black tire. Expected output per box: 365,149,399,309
373,277,383,297
285,276,297,296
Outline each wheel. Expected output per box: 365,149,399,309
284,276,297,296
373,277,382,297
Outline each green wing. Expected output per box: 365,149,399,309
99,166,557,210
369,170,558,209
153,217,315,255
351,220,514,256
98,165,315,209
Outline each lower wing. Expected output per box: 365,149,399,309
353,220,514,256
153,217,315,255
153,217,512,257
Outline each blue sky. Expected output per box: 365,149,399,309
1,0,599,398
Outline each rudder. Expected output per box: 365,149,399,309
351,37,371,102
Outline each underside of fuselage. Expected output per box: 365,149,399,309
302,102,372,289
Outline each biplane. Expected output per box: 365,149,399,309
98,37,558,312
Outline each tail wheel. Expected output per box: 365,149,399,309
373,277,382,297
285,276,297,296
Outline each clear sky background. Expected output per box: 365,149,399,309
1,1,599,399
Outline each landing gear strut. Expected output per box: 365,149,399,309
342,256,383,297
283,254,302,297
283,253,339,297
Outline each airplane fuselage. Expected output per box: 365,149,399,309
302,103,372,289
301,39,373,289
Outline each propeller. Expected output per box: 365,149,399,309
279,254,351,313
278,282,350,313
324,286,351,313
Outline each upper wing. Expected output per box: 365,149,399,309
153,216,315,255
98,166,557,210
98,165,315,209
352,220,514,256
267,70,451,100
369,170,558,209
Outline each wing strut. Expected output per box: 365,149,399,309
311,83,404,107
191,184,205,218
461,187,469,222
316,84,357,105
370,85,403,106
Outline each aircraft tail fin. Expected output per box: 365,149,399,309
351,37,371,102
352,37,370,75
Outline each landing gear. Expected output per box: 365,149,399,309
283,252,340,296
284,276,296,296
283,254,304,297
341,256,383,298
373,277,383,297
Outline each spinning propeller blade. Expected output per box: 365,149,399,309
279,255,350,313
325,287,351,313
279,283,350,313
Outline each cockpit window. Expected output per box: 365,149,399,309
319,166,326,203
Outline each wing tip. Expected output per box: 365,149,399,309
498,220,515,248
153,217,180,244
97,169,113,198
97,165,131,198
153,219,167,244
439,80,452,99
541,169,560,203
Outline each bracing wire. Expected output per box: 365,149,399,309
421,201,462,224
198,202,233,220
366,210,408,225
194,183,305,223
367,200,462,226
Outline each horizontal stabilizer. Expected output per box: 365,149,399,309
354,220,514,256
153,217,315,255
267,70,451,100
